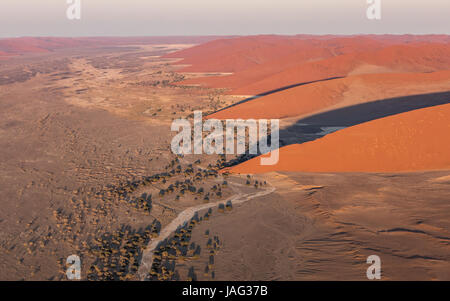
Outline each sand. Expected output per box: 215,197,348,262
169,36,450,96
226,103,450,173
208,70,450,120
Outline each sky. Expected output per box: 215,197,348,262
1,0,449,38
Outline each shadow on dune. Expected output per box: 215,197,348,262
298,90,450,127
212,76,345,114
222,90,450,168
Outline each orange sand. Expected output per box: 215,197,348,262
226,103,450,173
208,70,450,120
169,36,450,96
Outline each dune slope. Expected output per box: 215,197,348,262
170,36,450,96
226,103,450,173
208,70,450,120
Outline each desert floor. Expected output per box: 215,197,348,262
0,44,245,280
0,39,449,281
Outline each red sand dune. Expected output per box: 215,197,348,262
231,43,450,96
168,35,450,73
180,43,450,96
226,103,450,174
171,36,390,86
165,35,312,73
208,70,450,120
170,36,450,96
176,37,385,90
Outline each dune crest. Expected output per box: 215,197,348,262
207,70,450,120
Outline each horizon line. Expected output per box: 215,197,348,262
1,33,450,39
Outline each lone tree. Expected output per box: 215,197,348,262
226,200,233,211
189,242,196,250
203,194,210,202
187,266,197,281
208,255,214,269
193,245,201,259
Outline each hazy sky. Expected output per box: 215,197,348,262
1,0,449,37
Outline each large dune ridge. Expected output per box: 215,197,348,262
225,103,450,174
165,35,390,74
164,35,311,73
207,70,450,120
178,43,450,96
170,36,386,89
231,43,450,96
169,36,450,96
167,34,450,73
176,35,450,174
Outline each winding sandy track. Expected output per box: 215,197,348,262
137,181,275,280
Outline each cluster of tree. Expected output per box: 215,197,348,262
204,235,221,279
156,169,225,202
128,193,152,214
148,213,201,280
245,175,267,188
87,223,157,281
216,199,233,212
148,208,221,281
